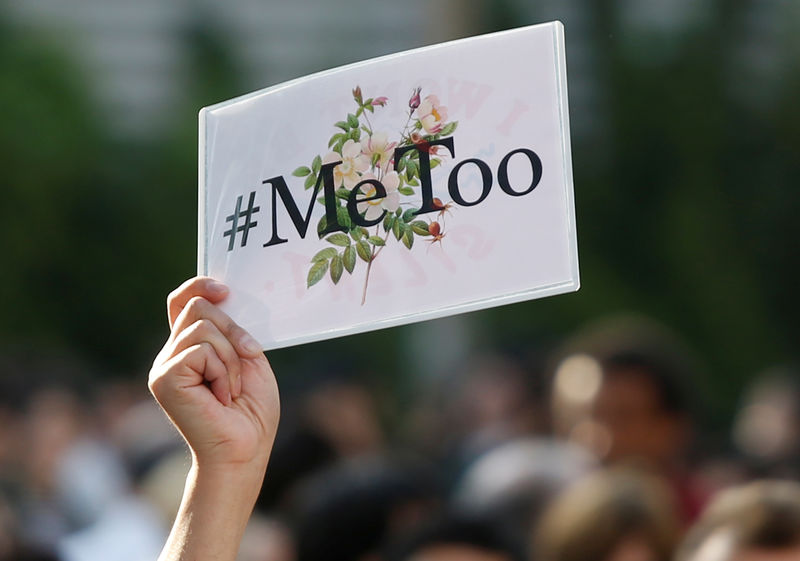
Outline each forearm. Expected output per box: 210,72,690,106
158,458,267,561
151,278,280,561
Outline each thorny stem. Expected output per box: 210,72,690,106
360,225,392,306
398,109,416,144
359,98,417,305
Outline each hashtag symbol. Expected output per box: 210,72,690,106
223,192,260,251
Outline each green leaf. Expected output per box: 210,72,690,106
347,113,359,128
356,239,372,262
361,125,371,135
351,128,361,142
335,121,349,131
330,254,343,284
392,218,402,240
361,227,369,238
406,159,417,180
430,158,441,169
383,214,395,232
398,186,414,196
326,233,351,247
304,174,316,189
414,120,422,129
368,236,386,246
312,248,338,262
307,260,328,288
293,166,311,177
407,176,419,187
402,229,414,249
366,104,374,113
439,121,458,136
355,107,363,118
395,208,402,217
328,133,344,148
317,215,328,237
343,245,356,273
312,155,322,174
403,208,417,222
411,221,430,235
350,227,364,241
336,206,352,230
397,157,406,172
336,187,350,200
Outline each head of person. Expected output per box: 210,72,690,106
292,455,439,561
676,480,800,561
533,466,679,561
551,316,695,469
731,367,800,467
386,513,526,561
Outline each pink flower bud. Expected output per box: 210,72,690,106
408,87,421,110
372,96,388,107
352,86,363,103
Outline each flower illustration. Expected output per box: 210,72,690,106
323,139,369,189
361,132,396,171
357,171,400,220
418,95,448,134
410,131,441,155
408,87,421,109
299,86,459,304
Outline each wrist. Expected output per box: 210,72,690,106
158,455,266,561
190,455,268,495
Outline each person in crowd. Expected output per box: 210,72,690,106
731,367,800,478
675,480,800,561
385,512,527,561
452,437,594,546
301,378,385,458
290,454,439,561
532,466,679,561
549,315,708,521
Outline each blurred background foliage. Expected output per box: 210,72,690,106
0,0,797,425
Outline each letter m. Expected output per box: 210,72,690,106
262,160,345,247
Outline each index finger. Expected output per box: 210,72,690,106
167,276,229,328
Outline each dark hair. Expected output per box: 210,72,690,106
386,512,527,561
601,350,688,416
551,314,698,419
292,456,439,561
256,425,336,511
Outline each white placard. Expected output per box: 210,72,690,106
199,21,579,350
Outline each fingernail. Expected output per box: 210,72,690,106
241,334,261,354
208,280,228,293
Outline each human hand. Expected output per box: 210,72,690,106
148,277,280,471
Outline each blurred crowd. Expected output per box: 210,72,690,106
1,314,799,561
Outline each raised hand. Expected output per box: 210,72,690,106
149,277,280,561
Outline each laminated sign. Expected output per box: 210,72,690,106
199,21,579,350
